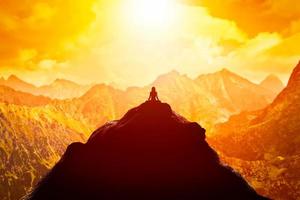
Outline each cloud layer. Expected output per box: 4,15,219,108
0,0,299,86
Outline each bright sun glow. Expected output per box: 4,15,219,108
125,0,177,29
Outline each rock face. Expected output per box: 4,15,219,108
28,101,267,200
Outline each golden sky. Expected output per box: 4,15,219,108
0,0,299,87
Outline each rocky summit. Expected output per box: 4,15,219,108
27,101,267,200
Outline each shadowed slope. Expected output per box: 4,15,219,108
28,101,267,200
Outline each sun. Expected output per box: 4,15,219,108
125,0,177,29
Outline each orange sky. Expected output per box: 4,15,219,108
0,0,299,87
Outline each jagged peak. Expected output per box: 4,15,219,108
259,74,284,95
197,68,237,78
90,83,116,90
6,74,36,87
218,68,238,76
266,74,279,79
260,74,283,85
197,68,251,83
220,68,231,73
169,69,180,74
158,70,181,78
81,83,122,99
84,83,108,92
7,74,22,81
52,78,80,86
152,70,193,86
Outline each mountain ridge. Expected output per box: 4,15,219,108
52,68,281,132
0,85,51,107
209,60,300,199
195,68,276,114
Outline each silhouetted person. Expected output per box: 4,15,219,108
148,87,160,102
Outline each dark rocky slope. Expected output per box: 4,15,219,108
27,101,267,200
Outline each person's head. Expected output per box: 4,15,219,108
151,87,156,92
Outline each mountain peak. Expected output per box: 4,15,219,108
160,70,181,78
8,74,22,82
220,68,231,73
52,78,80,87
169,69,180,75
29,101,266,200
260,74,284,94
152,70,189,86
81,83,120,99
261,74,282,82
266,74,279,79
4,75,37,90
54,78,72,83
197,68,250,84
217,68,240,78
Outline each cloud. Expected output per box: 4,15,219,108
0,0,96,68
180,0,300,36
0,0,299,87
38,59,57,70
267,33,300,57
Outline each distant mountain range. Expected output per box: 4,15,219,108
196,69,281,114
0,69,284,130
0,85,51,106
209,61,300,199
0,76,93,100
0,68,286,200
56,69,284,130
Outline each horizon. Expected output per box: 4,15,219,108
0,66,289,89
